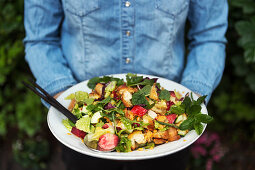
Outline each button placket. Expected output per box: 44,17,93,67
121,0,135,72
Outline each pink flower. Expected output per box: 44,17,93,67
191,145,207,158
206,159,213,170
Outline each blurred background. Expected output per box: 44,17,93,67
0,0,255,169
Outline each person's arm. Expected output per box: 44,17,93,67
180,0,228,104
24,0,77,106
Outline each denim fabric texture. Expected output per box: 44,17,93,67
24,0,228,105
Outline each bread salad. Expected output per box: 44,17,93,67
62,73,213,152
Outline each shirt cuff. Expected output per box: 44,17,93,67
39,77,77,108
180,80,212,105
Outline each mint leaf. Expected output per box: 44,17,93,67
194,123,204,135
87,76,124,89
131,92,149,106
195,114,213,123
126,73,143,86
138,85,151,96
169,105,185,115
194,95,207,105
87,77,100,89
188,104,202,115
179,117,194,130
139,79,154,86
159,89,170,101
181,96,192,108
98,96,111,104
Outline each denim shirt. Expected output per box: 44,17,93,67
24,0,228,104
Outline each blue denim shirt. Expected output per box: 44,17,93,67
24,0,228,104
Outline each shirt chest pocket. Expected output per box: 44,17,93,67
64,0,99,17
155,0,189,17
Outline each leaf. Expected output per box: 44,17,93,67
98,96,111,104
87,77,100,89
75,91,89,102
126,73,143,86
194,95,207,105
181,96,192,108
195,114,213,123
139,79,155,86
179,117,194,130
194,123,204,135
159,89,170,101
188,104,202,115
169,105,185,115
83,98,94,105
131,92,149,106
64,93,75,100
156,120,179,128
138,85,151,96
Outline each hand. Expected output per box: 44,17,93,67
54,91,64,99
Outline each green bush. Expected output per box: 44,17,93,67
208,0,255,141
0,0,49,169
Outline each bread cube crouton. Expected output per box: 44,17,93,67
142,115,154,131
151,100,167,115
153,138,167,144
149,83,159,100
89,91,101,99
167,127,181,142
68,99,76,111
121,90,133,107
128,131,146,150
94,83,104,96
144,130,153,143
116,85,137,95
152,130,169,140
125,109,135,121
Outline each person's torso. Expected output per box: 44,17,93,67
60,0,189,81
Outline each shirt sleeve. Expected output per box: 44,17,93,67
24,0,77,106
180,0,228,104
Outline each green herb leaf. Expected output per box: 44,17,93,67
188,104,202,115
98,96,111,104
138,85,151,96
194,95,207,105
87,77,101,89
179,117,195,130
195,114,213,123
139,79,155,86
159,89,170,101
115,137,132,152
87,76,124,89
131,92,149,106
156,120,179,128
194,123,204,135
126,73,144,86
169,105,185,115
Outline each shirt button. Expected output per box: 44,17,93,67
126,30,131,36
125,58,131,64
125,1,131,7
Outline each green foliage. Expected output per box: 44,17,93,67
207,0,255,141
12,138,49,170
0,0,50,169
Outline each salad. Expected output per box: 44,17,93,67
62,73,213,152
